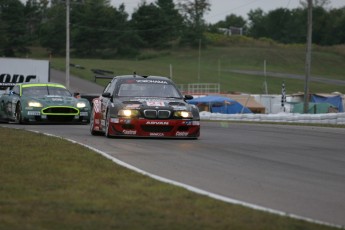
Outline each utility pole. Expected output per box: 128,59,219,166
303,0,313,113
263,60,268,94
198,39,201,83
66,0,70,90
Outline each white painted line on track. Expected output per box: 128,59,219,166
31,130,343,229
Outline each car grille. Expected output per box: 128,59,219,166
46,115,76,122
42,107,79,115
168,102,185,106
143,109,171,119
141,125,174,132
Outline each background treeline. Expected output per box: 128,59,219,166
0,0,344,58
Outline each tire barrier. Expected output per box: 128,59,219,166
199,111,345,125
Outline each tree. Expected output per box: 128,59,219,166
24,0,49,43
37,0,139,57
0,0,29,56
107,4,141,57
308,6,345,45
38,1,66,55
155,0,183,47
310,6,328,45
247,8,267,39
326,7,345,45
215,14,246,28
131,2,163,48
131,0,183,49
71,0,111,56
71,0,137,57
265,8,294,43
0,19,7,52
178,0,211,47
210,14,247,34
299,0,330,8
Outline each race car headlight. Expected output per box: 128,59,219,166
28,101,43,107
118,109,139,117
174,111,193,118
76,102,87,108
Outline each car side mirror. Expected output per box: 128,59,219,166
184,94,194,100
102,92,111,98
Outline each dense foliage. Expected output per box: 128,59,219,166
0,0,344,57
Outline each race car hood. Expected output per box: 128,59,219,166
119,97,190,110
27,95,77,105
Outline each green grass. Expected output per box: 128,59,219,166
0,127,339,230
30,42,345,94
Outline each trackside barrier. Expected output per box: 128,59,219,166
199,112,345,125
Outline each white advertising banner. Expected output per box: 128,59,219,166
0,58,50,90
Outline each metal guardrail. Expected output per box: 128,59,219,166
94,75,114,82
177,83,220,94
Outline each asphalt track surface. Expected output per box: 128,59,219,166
3,70,345,227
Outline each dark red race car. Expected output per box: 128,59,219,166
90,74,200,139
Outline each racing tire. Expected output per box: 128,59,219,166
15,102,24,124
105,110,112,138
90,107,101,135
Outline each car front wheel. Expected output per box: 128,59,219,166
15,102,24,124
90,107,101,135
105,110,112,138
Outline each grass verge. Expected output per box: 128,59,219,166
0,127,339,230
33,44,345,94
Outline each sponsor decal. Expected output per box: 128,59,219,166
184,120,200,126
150,133,164,136
27,111,40,116
147,101,165,107
146,121,169,125
125,104,140,109
93,100,101,113
184,120,192,125
123,130,137,135
110,118,119,123
51,97,63,101
193,121,200,126
119,118,131,124
172,106,187,110
176,131,189,137
136,79,168,84
124,79,136,84
124,119,131,124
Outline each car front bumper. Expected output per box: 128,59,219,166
23,110,90,123
107,117,200,138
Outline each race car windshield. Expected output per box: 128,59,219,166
117,83,182,98
23,86,72,97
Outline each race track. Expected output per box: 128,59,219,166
2,70,344,227
2,122,345,227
